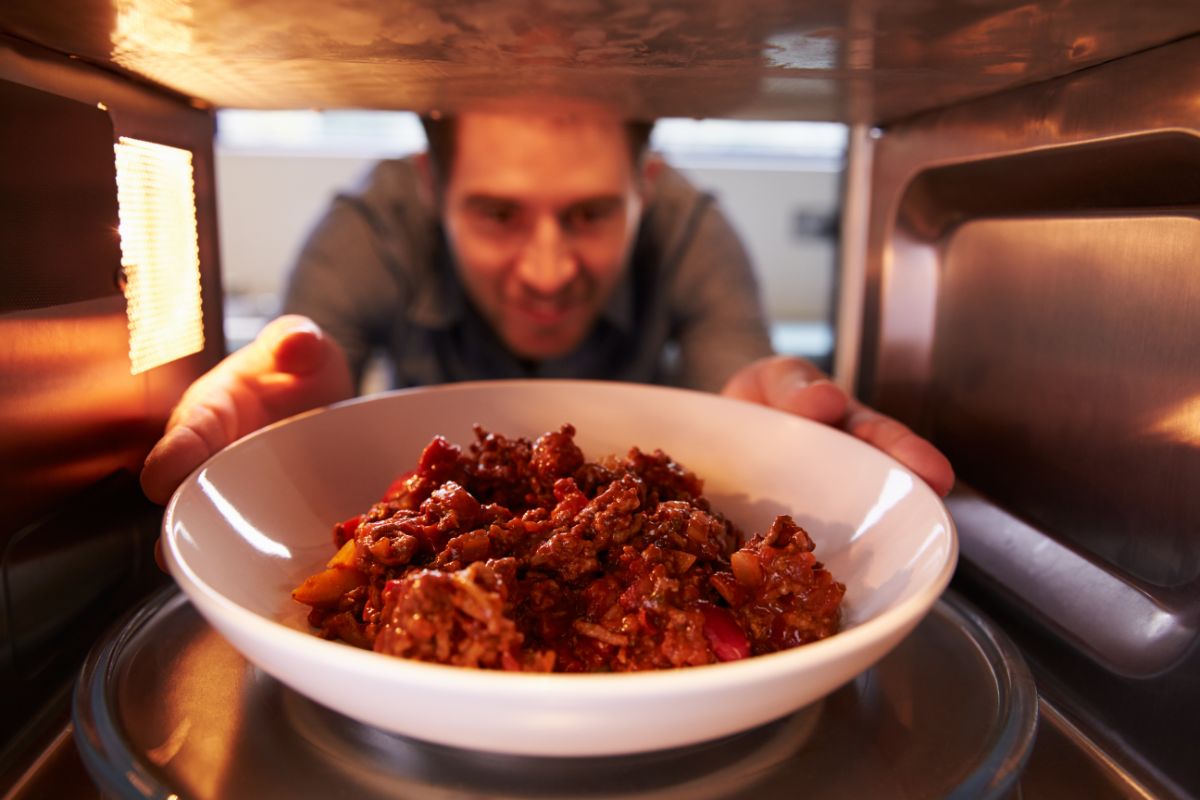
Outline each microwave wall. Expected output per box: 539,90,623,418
0,35,223,782
848,35,1200,796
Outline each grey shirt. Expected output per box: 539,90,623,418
283,157,773,394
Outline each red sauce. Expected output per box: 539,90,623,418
296,424,845,672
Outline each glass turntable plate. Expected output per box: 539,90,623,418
73,587,1036,799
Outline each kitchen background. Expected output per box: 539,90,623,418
214,111,847,375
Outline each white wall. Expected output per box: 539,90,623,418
215,151,376,298
681,162,840,321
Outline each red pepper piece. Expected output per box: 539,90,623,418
698,602,750,661
333,514,363,547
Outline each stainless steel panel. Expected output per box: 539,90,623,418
853,34,1200,796
0,1,1197,123
936,215,1200,587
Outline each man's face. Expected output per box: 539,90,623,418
438,107,649,361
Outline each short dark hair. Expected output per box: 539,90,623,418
420,114,655,187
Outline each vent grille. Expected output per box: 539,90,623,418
114,136,204,375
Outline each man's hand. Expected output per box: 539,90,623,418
721,355,955,497
140,315,354,505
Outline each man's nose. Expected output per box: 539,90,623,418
515,215,578,295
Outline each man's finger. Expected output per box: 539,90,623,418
845,404,956,496
140,423,218,505
723,356,848,425
259,315,328,376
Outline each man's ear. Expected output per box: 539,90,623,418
639,154,664,204
413,151,439,210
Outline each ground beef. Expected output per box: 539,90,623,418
295,424,845,672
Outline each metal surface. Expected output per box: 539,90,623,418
74,587,1036,799
948,487,1195,679
1020,700,1164,800
0,80,121,314
0,1,1197,123
853,33,1200,797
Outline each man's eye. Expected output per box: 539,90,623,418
562,201,620,231
483,206,518,224
468,201,522,228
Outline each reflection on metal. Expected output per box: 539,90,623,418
1145,393,1200,448
115,0,192,57
1,0,1197,121
115,136,204,375
112,0,194,92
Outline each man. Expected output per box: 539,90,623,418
139,99,953,504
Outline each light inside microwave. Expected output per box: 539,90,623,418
114,136,204,375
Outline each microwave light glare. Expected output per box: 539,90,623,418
114,0,194,55
1146,394,1200,447
114,136,205,375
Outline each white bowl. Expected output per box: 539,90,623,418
163,379,956,757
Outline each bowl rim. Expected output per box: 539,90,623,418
163,378,959,697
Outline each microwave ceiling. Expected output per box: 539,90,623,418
1,0,1197,124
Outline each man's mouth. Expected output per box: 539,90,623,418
510,291,585,328
500,289,596,358
515,302,574,328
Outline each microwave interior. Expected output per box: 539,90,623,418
2,2,1199,797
